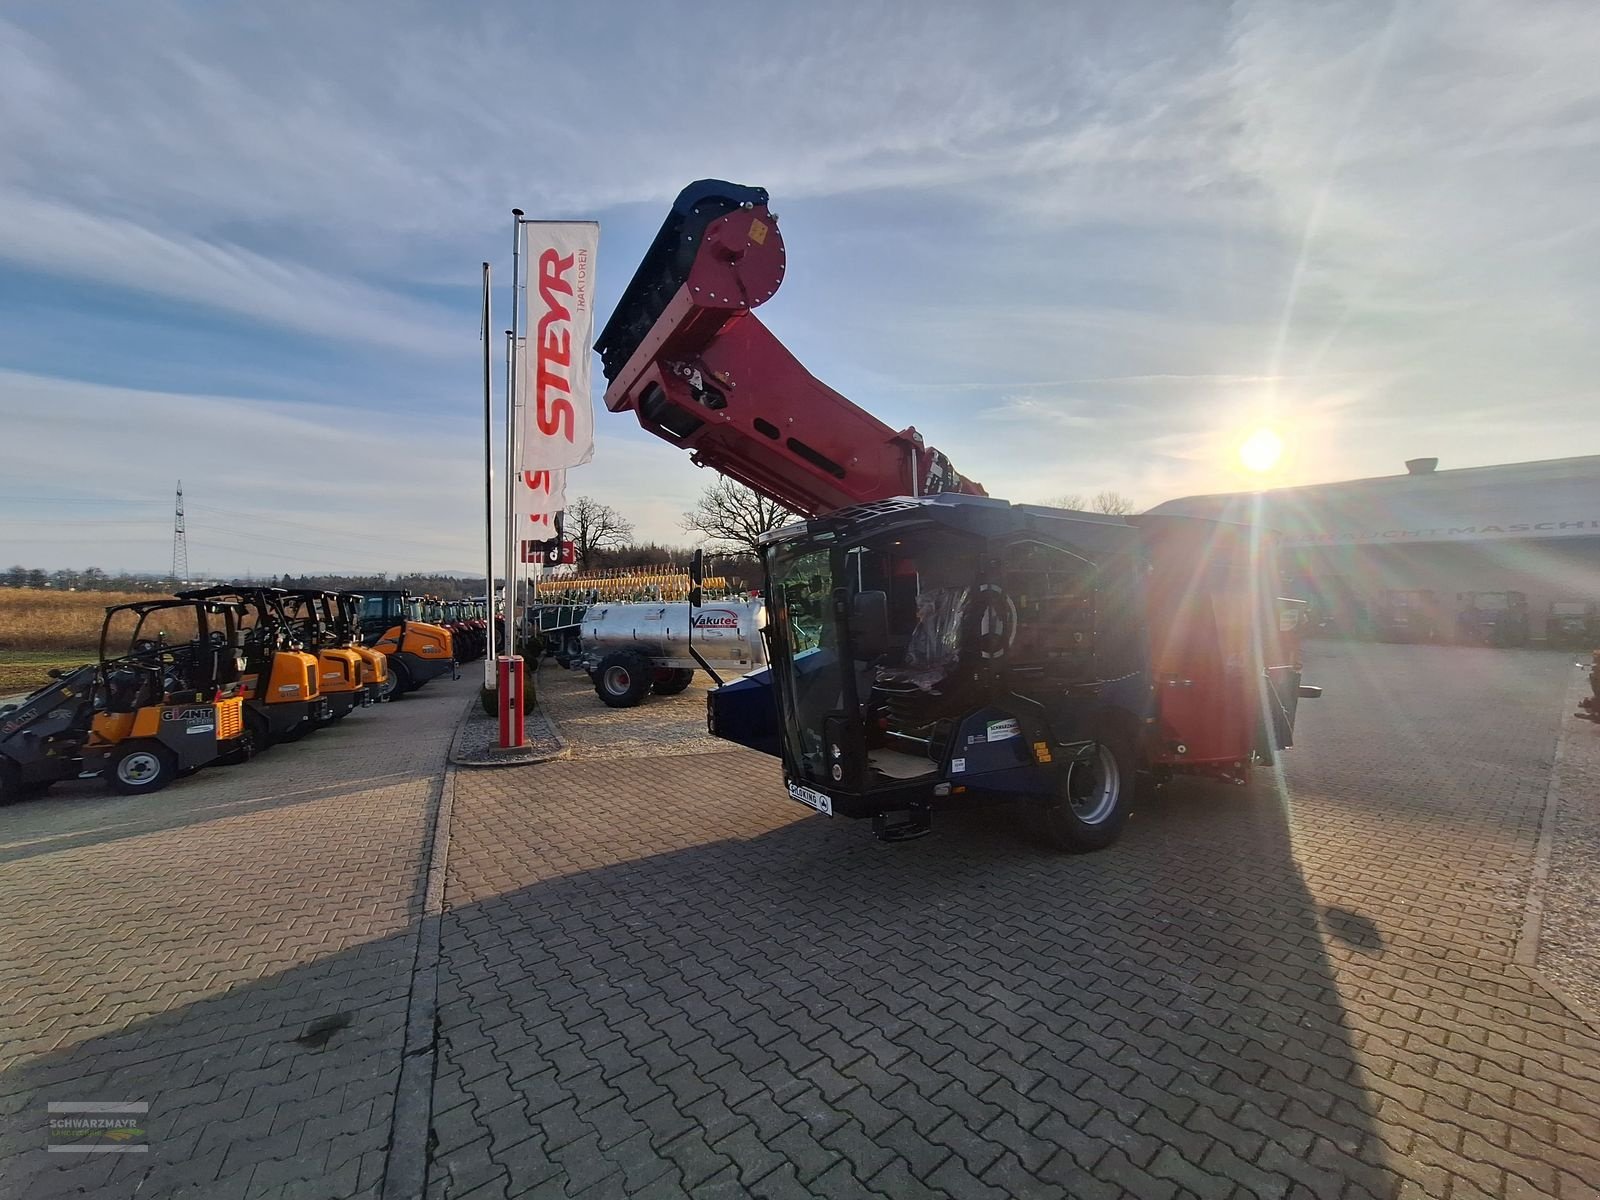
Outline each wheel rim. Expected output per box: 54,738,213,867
1066,745,1120,825
604,665,631,694
116,751,163,787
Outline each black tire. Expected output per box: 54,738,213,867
219,708,271,765
595,651,651,708
651,668,696,696
1036,725,1136,853
278,717,316,743
108,742,178,795
383,658,413,700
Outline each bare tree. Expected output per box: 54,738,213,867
567,495,635,568
1090,490,1137,515
1044,490,1137,515
681,478,794,558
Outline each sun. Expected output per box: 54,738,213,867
1238,427,1284,474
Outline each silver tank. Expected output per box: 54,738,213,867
577,600,768,674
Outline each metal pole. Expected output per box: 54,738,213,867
504,210,524,655
481,263,497,689
504,328,516,645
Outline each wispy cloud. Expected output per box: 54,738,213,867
1,0,1597,571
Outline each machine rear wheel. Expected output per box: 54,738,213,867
108,743,178,795
1036,728,1135,853
219,709,271,765
651,668,695,696
595,651,651,708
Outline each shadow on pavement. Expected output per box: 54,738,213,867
427,762,1400,1198
2,760,1392,1199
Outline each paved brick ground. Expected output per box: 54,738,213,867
1539,661,1600,1016
432,643,1600,1199
0,677,470,1200
537,663,722,761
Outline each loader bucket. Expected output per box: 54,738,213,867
595,179,777,381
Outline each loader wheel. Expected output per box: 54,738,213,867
1035,727,1135,853
595,651,651,708
383,659,413,700
1,760,54,803
652,668,696,696
219,710,270,765
108,743,178,795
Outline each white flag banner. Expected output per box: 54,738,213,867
523,468,566,535
518,222,598,474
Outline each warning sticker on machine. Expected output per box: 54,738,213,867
951,758,966,773
986,719,1021,742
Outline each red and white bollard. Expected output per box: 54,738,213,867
497,655,525,748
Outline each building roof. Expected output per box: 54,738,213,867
1147,455,1600,547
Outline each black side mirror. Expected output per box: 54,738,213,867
689,549,704,608
850,590,890,659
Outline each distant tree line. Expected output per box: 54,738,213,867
3,565,169,592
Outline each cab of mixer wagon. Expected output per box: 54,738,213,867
356,590,455,697
719,494,1316,850
176,586,325,750
0,598,250,799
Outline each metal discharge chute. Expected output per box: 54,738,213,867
596,180,984,517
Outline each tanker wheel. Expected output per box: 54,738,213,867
652,668,696,696
108,742,178,795
1035,726,1135,853
595,651,651,708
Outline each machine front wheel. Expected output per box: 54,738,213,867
382,659,413,700
108,743,178,795
1036,729,1135,853
595,651,651,708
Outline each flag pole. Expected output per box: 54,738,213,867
480,262,497,690
505,209,524,658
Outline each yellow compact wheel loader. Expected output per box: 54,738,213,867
176,587,324,752
1,598,249,800
356,590,455,699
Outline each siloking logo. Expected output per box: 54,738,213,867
692,610,741,630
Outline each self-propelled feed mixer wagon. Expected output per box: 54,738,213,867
596,180,1321,851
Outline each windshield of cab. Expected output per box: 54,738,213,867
767,524,979,788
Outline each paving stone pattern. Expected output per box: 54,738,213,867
0,677,471,1200
433,644,1600,1199
1539,660,1600,1016
537,662,724,762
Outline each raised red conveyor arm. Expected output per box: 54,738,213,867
597,185,982,517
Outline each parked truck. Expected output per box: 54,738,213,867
594,179,1319,850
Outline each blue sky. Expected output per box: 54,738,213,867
1,0,1597,577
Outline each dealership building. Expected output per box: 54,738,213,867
1147,454,1600,641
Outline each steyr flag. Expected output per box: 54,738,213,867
519,222,598,473
524,468,565,535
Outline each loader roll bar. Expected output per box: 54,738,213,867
596,179,985,517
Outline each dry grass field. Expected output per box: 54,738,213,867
0,588,153,694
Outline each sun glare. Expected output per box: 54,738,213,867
1239,427,1284,474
